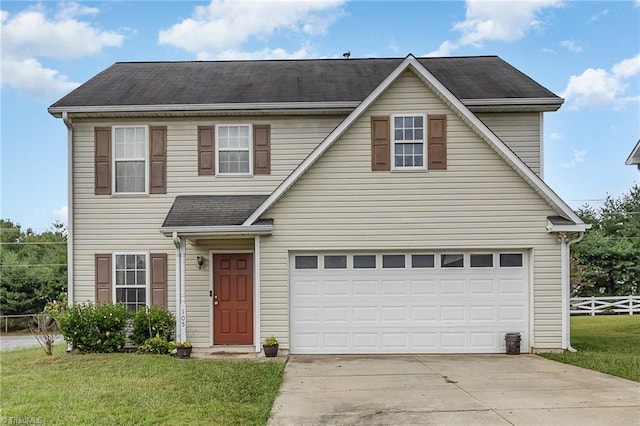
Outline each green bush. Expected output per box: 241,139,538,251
131,306,175,345
57,302,129,353
138,335,176,354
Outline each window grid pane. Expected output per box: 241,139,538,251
324,255,347,269
295,256,318,269
218,125,251,174
500,253,523,267
441,254,464,268
411,254,435,268
353,255,376,269
115,254,146,311
470,254,493,268
382,254,405,268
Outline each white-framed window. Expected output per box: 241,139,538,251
216,124,252,175
113,126,148,193
392,114,425,169
113,253,148,312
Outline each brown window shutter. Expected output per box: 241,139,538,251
198,126,215,175
371,116,390,171
149,253,168,308
95,254,112,303
149,126,167,194
428,115,447,170
254,125,271,175
94,127,112,195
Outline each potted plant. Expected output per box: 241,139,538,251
175,341,192,359
263,336,279,357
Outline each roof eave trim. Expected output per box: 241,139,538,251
48,101,361,117
625,140,640,165
546,221,591,233
461,97,564,107
160,224,273,237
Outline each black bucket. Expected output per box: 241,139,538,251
505,332,521,355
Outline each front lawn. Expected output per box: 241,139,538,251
539,315,640,382
0,346,285,425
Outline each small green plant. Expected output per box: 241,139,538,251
174,340,192,348
131,306,175,345
57,302,129,353
264,336,278,346
138,335,174,354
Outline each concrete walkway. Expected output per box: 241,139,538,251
269,354,640,425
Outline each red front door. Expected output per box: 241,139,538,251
213,254,254,345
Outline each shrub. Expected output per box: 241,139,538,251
131,306,175,345
138,335,175,355
57,302,129,353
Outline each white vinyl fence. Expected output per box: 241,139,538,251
570,295,640,316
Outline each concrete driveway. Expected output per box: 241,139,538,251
0,334,64,351
269,355,640,425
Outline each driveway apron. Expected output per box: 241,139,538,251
269,354,640,425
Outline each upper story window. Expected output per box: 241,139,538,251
392,115,425,169
217,125,252,175
114,126,147,193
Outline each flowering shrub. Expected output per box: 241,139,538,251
131,305,175,345
57,302,129,353
138,335,175,354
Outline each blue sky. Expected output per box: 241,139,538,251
1,0,639,232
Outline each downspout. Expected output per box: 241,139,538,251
180,237,187,341
62,112,73,307
560,232,585,352
172,232,182,341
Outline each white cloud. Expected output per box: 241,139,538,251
549,132,563,141
204,46,312,61
0,2,123,98
54,205,68,221
560,149,586,168
589,9,609,22
158,0,345,59
560,40,582,53
562,54,640,109
427,0,562,56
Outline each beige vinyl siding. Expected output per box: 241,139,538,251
71,116,342,346
476,112,541,175
260,70,563,350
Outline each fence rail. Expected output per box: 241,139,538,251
570,295,640,316
0,314,37,333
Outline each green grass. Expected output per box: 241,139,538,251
0,346,285,425
539,315,640,382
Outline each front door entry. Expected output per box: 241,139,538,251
213,253,254,345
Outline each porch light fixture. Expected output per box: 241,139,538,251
196,256,205,270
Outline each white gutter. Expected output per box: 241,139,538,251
546,222,590,233
160,224,273,237
62,112,73,307
47,101,360,117
560,232,585,352
460,97,564,107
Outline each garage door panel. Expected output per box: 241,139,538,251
290,252,529,354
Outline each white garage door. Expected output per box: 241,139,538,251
290,252,529,354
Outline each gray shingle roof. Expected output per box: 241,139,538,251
162,195,269,228
50,56,559,108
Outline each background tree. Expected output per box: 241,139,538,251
0,219,67,315
571,185,640,296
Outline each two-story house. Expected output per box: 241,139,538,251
49,54,588,355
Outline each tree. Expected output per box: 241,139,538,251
571,185,640,296
0,219,67,315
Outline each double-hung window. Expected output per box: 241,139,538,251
114,253,147,312
114,126,147,193
392,115,425,169
217,124,251,174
